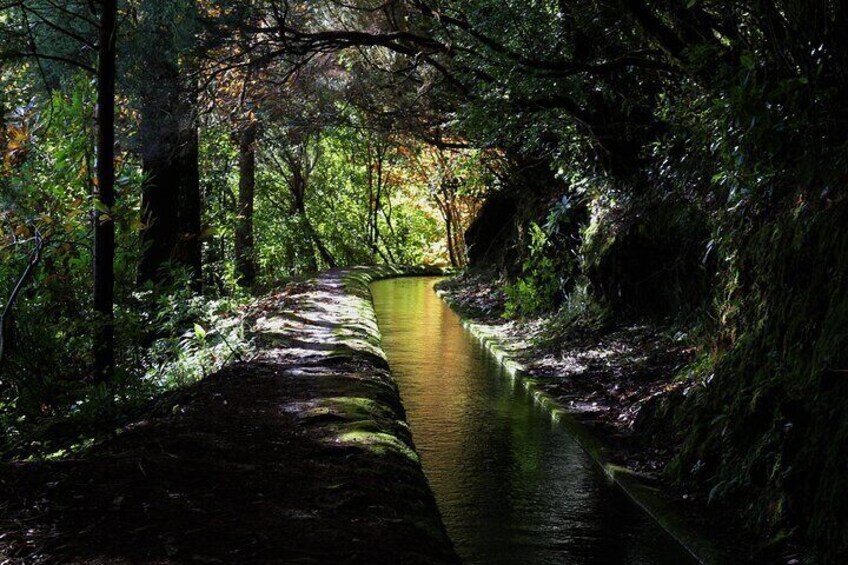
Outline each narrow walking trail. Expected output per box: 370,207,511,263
0,268,456,564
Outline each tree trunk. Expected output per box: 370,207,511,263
435,192,458,267
93,0,117,382
235,121,258,287
298,199,336,269
138,65,201,286
175,124,201,284
139,142,179,283
444,205,457,267
307,221,337,269
365,139,375,258
289,169,337,270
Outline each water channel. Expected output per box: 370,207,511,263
370,277,697,565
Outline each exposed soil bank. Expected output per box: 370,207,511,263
435,273,749,565
0,267,457,564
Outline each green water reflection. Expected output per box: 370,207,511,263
371,277,696,565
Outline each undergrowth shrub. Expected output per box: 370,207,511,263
0,268,253,459
504,222,560,317
504,195,585,318
141,279,252,387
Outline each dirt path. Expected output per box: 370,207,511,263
0,268,457,564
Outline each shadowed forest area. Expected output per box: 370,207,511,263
1,1,847,564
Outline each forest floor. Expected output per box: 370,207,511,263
0,270,457,564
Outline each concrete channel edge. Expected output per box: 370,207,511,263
434,287,731,565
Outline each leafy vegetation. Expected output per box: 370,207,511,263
1,0,847,560
0,3,485,457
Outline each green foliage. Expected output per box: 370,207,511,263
503,192,586,318
669,196,848,561
1,79,137,417
1,266,253,458
3,0,848,558
0,77,255,458
504,222,559,318
134,279,252,391
253,119,447,283
199,123,241,292
0,66,466,459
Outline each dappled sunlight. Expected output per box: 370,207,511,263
331,431,420,462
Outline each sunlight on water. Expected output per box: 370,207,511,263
371,277,696,565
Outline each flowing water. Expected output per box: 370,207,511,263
370,277,697,565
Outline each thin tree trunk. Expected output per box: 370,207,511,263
235,121,258,287
377,230,396,264
307,221,337,269
0,231,44,367
373,149,383,262
284,146,337,271
94,0,117,382
445,205,457,267
365,139,375,258
434,192,457,267
451,200,467,267
294,191,337,269
287,166,315,273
